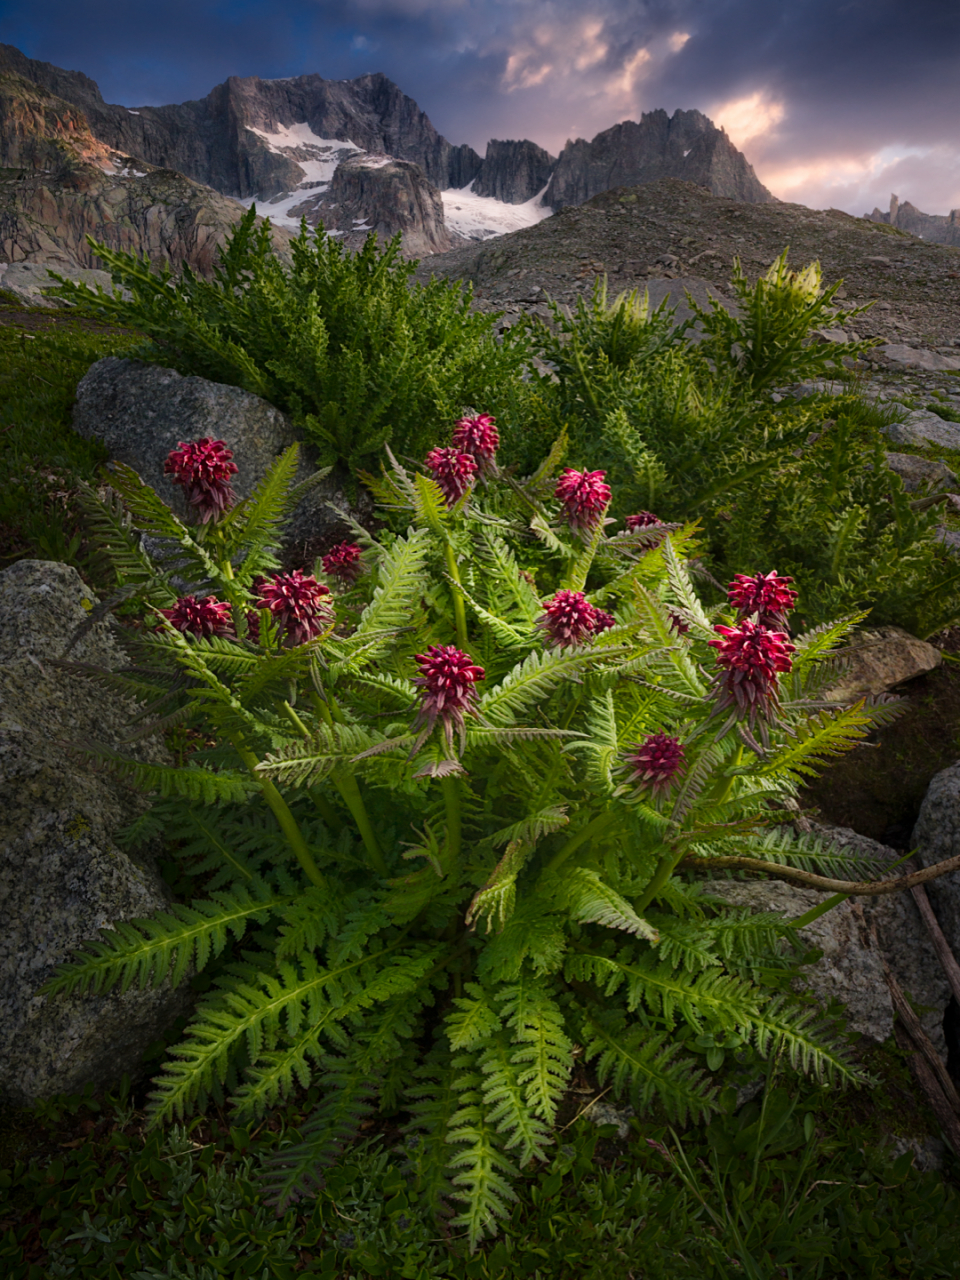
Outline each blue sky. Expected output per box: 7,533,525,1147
3,0,960,215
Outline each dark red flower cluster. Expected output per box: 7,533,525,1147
728,571,798,631
625,511,662,531
668,611,690,636
322,541,364,584
254,570,334,646
537,590,614,648
626,733,686,794
164,437,238,524
425,447,477,507
451,413,499,476
555,468,611,537
412,644,485,752
159,594,234,639
708,620,796,723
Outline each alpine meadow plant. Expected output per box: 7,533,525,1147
45,423,910,1250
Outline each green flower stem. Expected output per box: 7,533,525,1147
441,775,462,869
334,769,388,876
713,745,744,806
543,810,617,876
226,730,327,890
444,540,470,649
634,844,683,913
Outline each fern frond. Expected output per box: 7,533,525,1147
52,736,254,802
275,884,344,958
478,647,603,726
39,885,282,997
256,723,383,786
582,1012,716,1124
404,1044,463,1219
446,983,503,1050
483,806,569,849
497,978,573,1124
354,526,431,642
478,1030,553,1166
106,462,222,583
446,1053,520,1252
259,1065,378,1210
757,704,874,780
552,867,660,941
749,996,864,1084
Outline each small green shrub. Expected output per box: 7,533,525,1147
45,211,529,473
527,259,960,633
41,420,904,1250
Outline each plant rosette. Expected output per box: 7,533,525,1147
45,426,901,1250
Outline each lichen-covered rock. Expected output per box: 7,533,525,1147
0,559,191,1104
913,762,960,962
72,357,370,569
703,825,950,1052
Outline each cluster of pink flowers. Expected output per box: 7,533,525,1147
537,590,615,649
555,469,611,538
425,447,478,507
412,644,485,752
159,594,234,639
626,733,686,795
728,571,798,631
256,570,334,646
708,620,796,724
451,414,500,478
164,437,238,524
625,511,662,531
322,541,364,584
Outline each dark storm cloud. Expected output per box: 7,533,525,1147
3,0,959,212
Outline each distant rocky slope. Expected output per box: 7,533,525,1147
0,69,290,274
866,194,960,248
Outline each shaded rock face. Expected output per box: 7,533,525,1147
472,139,556,204
0,161,292,275
72,357,371,569
913,763,960,962
705,824,950,1051
0,559,192,1105
545,109,774,210
0,45,482,200
291,154,459,257
866,193,960,248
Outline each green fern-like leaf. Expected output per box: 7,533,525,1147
497,978,573,1124
552,867,660,941
39,885,283,997
446,1053,520,1252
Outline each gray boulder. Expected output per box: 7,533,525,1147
72,357,369,572
885,452,958,493
823,625,941,703
913,763,960,963
704,825,950,1052
885,406,960,451
0,559,191,1105
0,261,116,309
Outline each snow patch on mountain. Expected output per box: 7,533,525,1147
441,182,553,241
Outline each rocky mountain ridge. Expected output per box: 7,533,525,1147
0,42,775,265
866,193,960,248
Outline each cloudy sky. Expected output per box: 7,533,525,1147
3,0,959,215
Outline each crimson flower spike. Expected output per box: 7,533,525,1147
159,594,234,639
255,570,334,647
451,414,500,478
625,733,687,796
411,645,485,756
322,542,364,584
164,437,238,524
554,468,611,539
707,620,796,743
727,571,798,632
424,447,478,507
537,589,597,649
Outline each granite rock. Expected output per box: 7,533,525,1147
0,559,191,1104
823,625,941,703
885,452,958,493
72,357,368,570
879,345,960,374
885,407,960,451
703,825,949,1050
913,763,960,963
473,139,556,205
